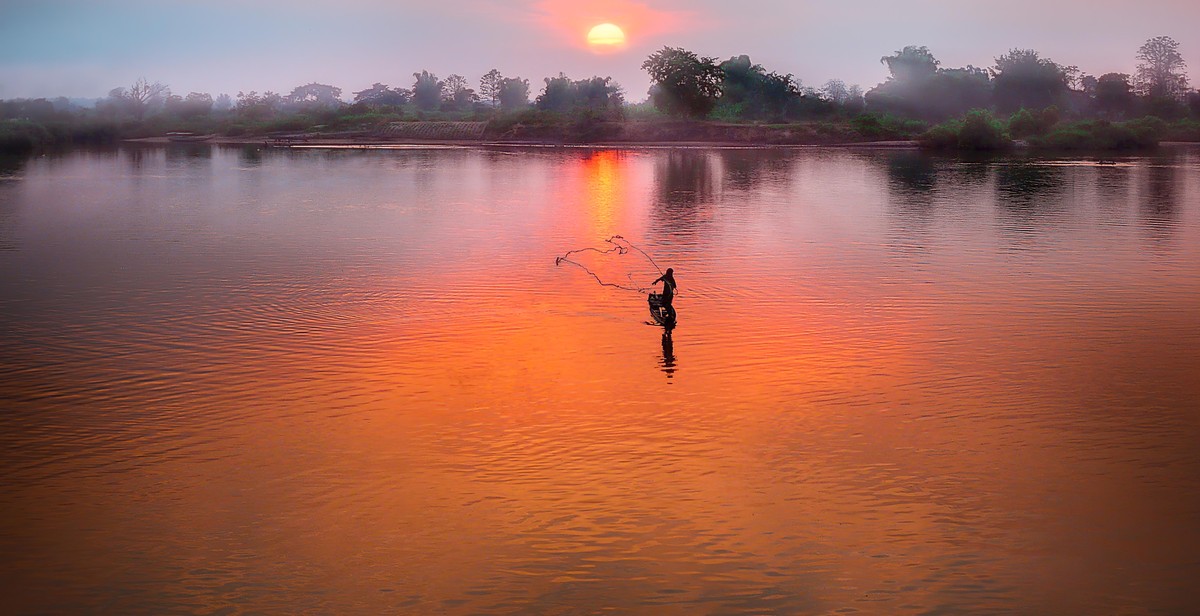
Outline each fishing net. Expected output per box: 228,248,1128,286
555,235,664,293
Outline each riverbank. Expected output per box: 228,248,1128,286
124,135,923,149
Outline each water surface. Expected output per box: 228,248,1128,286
2,145,1198,614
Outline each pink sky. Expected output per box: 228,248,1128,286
1,0,1197,100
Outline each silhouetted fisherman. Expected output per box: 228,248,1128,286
651,268,677,326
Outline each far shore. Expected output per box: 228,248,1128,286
125,135,922,149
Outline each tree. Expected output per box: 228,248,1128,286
881,46,939,83
536,73,575,111
572,76,624,117
991,49,1068,112
716,55,801,119
534,74,623,117
1135,36,1188,100
498,77,530,110
1095,73,1135,118
235,91,282,120
866,46,991,120
165,92,213,119
480,69,503,107
108,77,169,119
412,71,443,110
352,83,409,107
214,93,233,112
642,46,724,118
442,74,477,110
285,83,342,109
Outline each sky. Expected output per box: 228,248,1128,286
1,0,1198,101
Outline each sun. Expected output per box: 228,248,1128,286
586,23,626,52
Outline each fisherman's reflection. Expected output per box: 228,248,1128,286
660,330,677,381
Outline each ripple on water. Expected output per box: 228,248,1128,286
1,146,1199,614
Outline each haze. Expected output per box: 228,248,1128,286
2,0,1198,101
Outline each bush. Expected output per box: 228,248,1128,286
849,113,926,140
921,109,1010,150
1165,118,1200,141
1007,106,1059,138
1029,119,1158,150
0,119,49,153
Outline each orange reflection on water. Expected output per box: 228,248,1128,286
3,147,1199,614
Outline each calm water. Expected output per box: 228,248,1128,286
2,145,1198,614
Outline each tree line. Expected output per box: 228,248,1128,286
2,35,1198,153
643,36,1195,122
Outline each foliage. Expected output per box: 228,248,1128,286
1135,36,1189,100
641,47,724,118
1094,73,1135,118
498,77,530,110
1142,96,1188,120
285,83,342,109
866,46,991,120
479,69,503,108
535,74,622,118
716,55,801,120
441,74,477,111
991,49,1068,112
920,109,1010,150
821,80,864,112
1029,119,1158,150
1007,106,1059,138
849,113,926,139
103,78,170,119
411,71,443,110
352,83,410,107
1164,118,1200,141
235,91,282,120
881,46,939,82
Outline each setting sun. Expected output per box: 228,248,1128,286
586,23,626,51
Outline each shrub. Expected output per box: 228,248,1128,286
0,120,49,153
919,109,1011,150
1029,119,1158,150
1165,118,1200,141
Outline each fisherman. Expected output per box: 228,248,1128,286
651,268,677,324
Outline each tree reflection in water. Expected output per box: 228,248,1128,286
651,149,715,239
1141,152,1180,246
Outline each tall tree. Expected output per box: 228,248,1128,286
166,92,213,119
1094,73,1135,118
718,55,800,119
442,74,477,109
990,49,1068,112
352,83,409,107
536,73,576,111
866,46,990,120
881,46,939,83
235,91,282,120
498,77,530,110
1135,36,1189,100
285,83,342,108
109,77,169,119
412,71,444,110
480,69,503,108
642,47,724,119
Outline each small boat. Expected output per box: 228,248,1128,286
648,292,674,325
166,131,213,142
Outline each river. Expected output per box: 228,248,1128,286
1,145,1198,614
